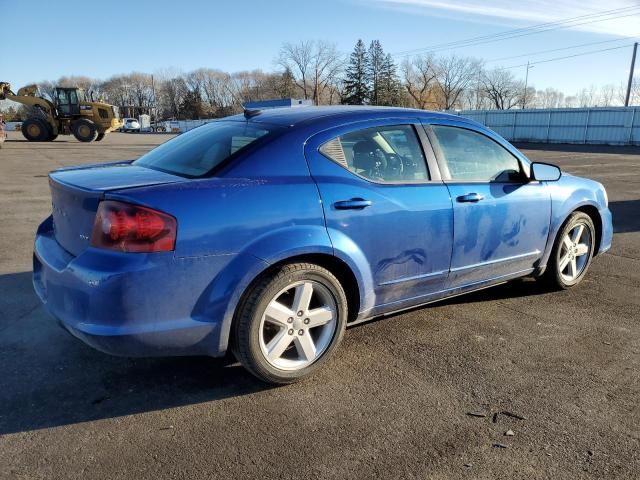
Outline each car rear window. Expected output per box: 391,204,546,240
134,121,280,177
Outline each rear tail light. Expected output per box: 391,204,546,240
90,200,176,253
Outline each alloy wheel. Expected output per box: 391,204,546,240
558,223,592,282
258,280,338,371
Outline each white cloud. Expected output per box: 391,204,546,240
372,0,640,37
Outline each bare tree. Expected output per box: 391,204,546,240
37,76,101,102
481,68,523,110
156,71,188,119
279,40,343,104
278,41,313,100
577,85,598,107
401,55,438,109
325,73,344,105
599,84,616,106
185,69,207,101
563,95,579,108
201,69,234,115
434,55,479,110
127,73,154,109
535,87,565,109
101,75,134,108
37,81,57,101
616,79,640,106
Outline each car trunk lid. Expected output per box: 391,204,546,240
49,163,185,256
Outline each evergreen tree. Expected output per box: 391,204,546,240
180,90,204,119
342,39,369,105
276,67,297,99
379,53,401,106
367,40,385,105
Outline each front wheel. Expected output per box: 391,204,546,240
233,263,348,384
72,119,98,142
543,212,596,289
21,117,49,141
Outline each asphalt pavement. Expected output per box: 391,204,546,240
0,132,638,479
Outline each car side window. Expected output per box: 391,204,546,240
431,125,522,182
319,125,430,183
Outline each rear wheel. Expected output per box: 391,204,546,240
95,133,105,142
543,212,596,289
71,119,98,142
233,263,348,384
21,117,49,142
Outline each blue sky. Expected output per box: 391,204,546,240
1,0,638,95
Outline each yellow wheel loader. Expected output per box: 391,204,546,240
0,82,123,142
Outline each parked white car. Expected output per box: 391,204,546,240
122,118,140,133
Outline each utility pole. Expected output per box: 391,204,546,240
624,42,638,107
151,74,157,126
475,68,482,110
522,61,533,109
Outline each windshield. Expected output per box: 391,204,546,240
134,121,279,177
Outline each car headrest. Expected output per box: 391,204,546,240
352,140,382,172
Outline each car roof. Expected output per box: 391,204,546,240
226,105,466,127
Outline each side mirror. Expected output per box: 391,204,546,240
530,162,561,182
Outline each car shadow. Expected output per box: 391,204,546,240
350,277,553,330
0,271,270,435
437,277,552,306
609,200,640,233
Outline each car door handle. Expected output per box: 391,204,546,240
456,193,484,203
334,198,373,210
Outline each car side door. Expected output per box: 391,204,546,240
304,119,453,314
424,121,551,288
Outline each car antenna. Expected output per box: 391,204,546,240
242,104,261,119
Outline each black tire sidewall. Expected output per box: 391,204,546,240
550,212,596,289
72,119,98,142
21,118,49,141
235,264,348,384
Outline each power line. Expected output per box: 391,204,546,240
393,5,640,57
393,5,640,55
396,12,640,57
485,37,639,63
497,44,636,71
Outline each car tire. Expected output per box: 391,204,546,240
71,119,98,142
543,211,596,289
233,263,348,384
95,133,105,142
21,117,49,142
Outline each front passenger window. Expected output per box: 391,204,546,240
431,126,522,182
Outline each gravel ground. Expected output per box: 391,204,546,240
0,132,638,480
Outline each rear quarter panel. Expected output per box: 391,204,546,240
107,129,337,352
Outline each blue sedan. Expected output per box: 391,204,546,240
33,106,612,383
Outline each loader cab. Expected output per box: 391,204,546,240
55,87,82,117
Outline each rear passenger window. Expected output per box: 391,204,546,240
319,125,429,183
430,125,522,182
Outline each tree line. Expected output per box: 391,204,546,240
1,39,638,121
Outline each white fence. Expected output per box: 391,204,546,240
454,107,640,146
162,119,217,133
